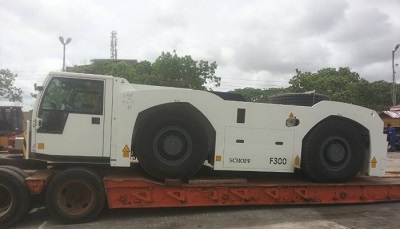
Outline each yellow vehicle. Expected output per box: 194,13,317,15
0,102,24,153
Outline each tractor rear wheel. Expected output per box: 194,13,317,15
45,167,106,224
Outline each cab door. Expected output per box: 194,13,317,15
33,77,106,160
223,126,294,172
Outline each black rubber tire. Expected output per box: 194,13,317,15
269,93,330,106
45,167,106,224
0,165,29,178
135,110,208,180
3,154,24,159
0,166,33,216
0,158,47,170
0,167,31,228
301,120,364,182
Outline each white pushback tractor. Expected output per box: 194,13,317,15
27,71,387,182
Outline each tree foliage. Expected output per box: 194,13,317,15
152,51,220,90
230,67,394,111
289,67,361,102
355,80,392,111
68,51,220,90
287,67,392,111
0,69,22,102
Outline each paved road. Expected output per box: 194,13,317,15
8,152,400,229
387,152,400,172
14,202,400,229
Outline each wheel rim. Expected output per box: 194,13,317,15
153,126,192,163
56,180,95,216
320,136,351,170
0,184,12,217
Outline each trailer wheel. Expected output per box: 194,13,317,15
0,167,31,228
136,111,208,180
0,166,33,214
3,153,24,159
45,167,105,224
302,120,363,182
0,157,47,170
0,165,29,178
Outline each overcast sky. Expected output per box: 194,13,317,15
1,0,400,110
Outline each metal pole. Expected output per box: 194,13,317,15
62,44,66,72
59,36,72,72
393,50,396,106
393,44,400,106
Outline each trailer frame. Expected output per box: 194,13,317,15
1,164,400,227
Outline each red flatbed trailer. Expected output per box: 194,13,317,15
2,164,400,228
103,172,400,208
25,165,400,208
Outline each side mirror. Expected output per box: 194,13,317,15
34,83,43,91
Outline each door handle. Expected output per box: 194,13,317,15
35,118,42,128
92,117,100,124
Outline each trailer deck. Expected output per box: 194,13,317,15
1,162,400,227
24,164,400,209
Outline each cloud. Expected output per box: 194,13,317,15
1,0,400,109
295,0,348,36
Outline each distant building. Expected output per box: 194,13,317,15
380,105,400,130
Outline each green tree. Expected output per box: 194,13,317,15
68,51,220,90
359,80,392,111
110,62,138,82
289,67,361,103
0,69,22,102
152,51,220,90
230,67,394,111
287,67,393,111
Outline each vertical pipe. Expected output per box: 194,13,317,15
63,44,66,72
393,44,400,106
25,120,30,159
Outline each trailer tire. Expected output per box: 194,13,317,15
0,165,29,178
135,110,208,180
0,158,47,170
45,167,105,224
269,93,330,106
0,167,31,228
302,120,363,182
3,153,24,159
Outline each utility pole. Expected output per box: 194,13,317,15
393,44,400,106
110,31,118,59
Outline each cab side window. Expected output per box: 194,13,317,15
38,77,104,133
